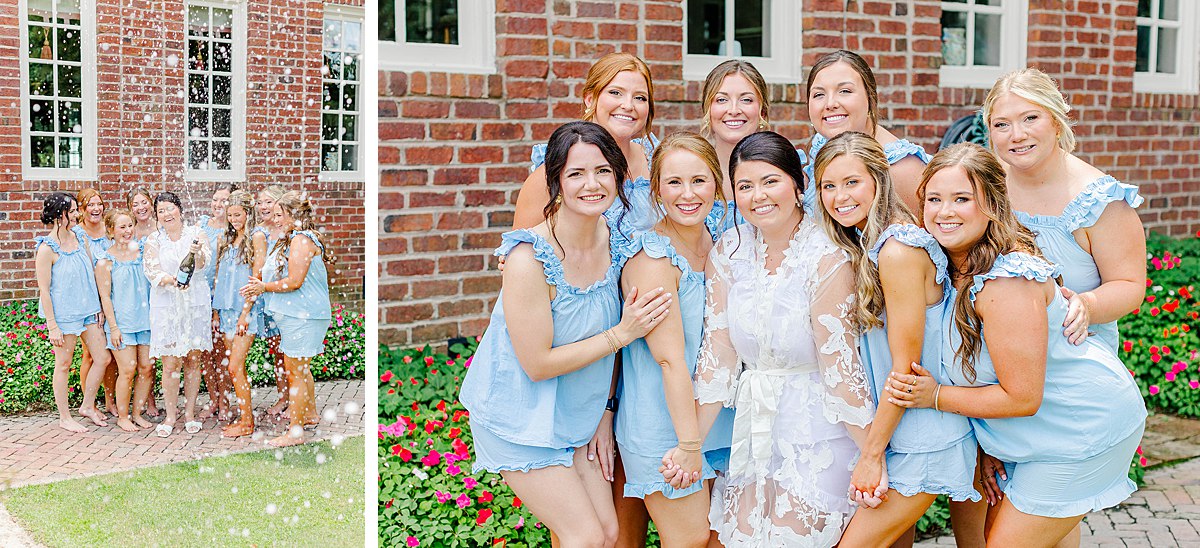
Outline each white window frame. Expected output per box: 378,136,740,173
19,0,97,181
183,0,246,183
938,0,1028,89
320,5,365,183
1134,0,1199,94
378,0,495,74
682,1,802,84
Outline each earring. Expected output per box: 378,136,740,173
554,195,562,204
758,120,768,130
584,106,595,119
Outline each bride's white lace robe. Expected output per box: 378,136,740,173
696,219,874,547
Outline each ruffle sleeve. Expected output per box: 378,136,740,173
868,223,949,285
968,252,1062,303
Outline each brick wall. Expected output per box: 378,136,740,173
0,0,365,306
381,0,1200,346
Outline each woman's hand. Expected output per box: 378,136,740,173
979,452,1007,506
659,448,685,487
110,327,123,349
850,460,888,508
1060,287,1091,345
160,275,178,287
240,276,266,299
885,362,939,409
188,238,202,255
614,286,672,343
48,325,63,347
236,315,249,337
667,446,702,491
585,410,616,482
849,454,887,505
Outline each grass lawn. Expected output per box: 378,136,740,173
2,436,365,547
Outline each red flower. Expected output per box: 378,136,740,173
424,356,435,366
1147,295,1156,303
1150,307,1161,317
512,496,522,508
477,508,493,525
422,450,442,467
480,490,493,502
1164,301,1180,313
452,438,470,457
449,427,461,438
452,410,469,422
436,400,447,412
1151,346,1160,354
381,370,394,383
1123,340,1133,353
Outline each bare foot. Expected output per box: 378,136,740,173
59,418,88,433
132,415,153,429
267,429,305,448
218,408,235,422
146,404,161,418
222,421,255,438
266,398,288,416
196,404,216,420
105,401,118,417
79,407,109,427
302,415,320,427
116,418,139,433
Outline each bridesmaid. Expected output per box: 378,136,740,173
887,143,1145,546
197,184,236,422
74,188,116,417
95,209,154,432
215,190,264,437
126,187,160,418
255,185,289,417
805,50,930,215
812,132,980,546
34,193,110,432
982,68,1145,352
514,52,659,233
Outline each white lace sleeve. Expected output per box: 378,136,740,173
143,233,167,286
695,242,741,407
809,248,874,427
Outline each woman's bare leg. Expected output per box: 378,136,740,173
111,345,140,432
986,499,1082,547
501,449,617,548
222,332,256,437
181,350,203,424
161,355,182,428
643,482,711,547
53,334,87,433
77,324,111,427
131,345,153,429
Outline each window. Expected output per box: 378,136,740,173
939,0,1027,88
1134,0,1199,93
379,0,495,74
321,7,364,181
21,0,96,180
185,1,245,181
683,0,801,83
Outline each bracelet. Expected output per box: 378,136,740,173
677,439,703,453
601,329,620,355
934,384,943,412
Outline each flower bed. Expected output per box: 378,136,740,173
0,302,365,414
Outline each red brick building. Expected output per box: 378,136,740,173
381,0,1200,346
0,0,366,305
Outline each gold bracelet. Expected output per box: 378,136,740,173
677,439,703,453
602,329,620,355
934,384,942,412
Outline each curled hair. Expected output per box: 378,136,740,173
813,131,914,332
700,60,770,136
917,143,1044,383
270,191,335,278
541,121,631,247
153,191,183,216
982,67,1076,153
218,190,258,268
580,52,655,138
77,188,102,211
126,187,155,220
649,131,725,228
102,209,135,239
41,192,75,226
807,50,881,137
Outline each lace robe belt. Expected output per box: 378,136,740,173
730,364,815,478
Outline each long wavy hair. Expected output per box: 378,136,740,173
218,190,257,268
271,191,335,278
581,52,655,138
649,131,725,228
918,143,1043,382
813,131,914,332
699,59,770,136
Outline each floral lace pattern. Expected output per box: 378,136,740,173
695,219,874,547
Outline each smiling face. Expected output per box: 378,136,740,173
112,213,135,245
65,199,80,227
585,70,650,143
227,204,248,233
84,195,104,224
923,166,989,258
271,203,289,231
210,189,231,222
130,194,152,222
733,160,802,233
987,92,1060,172
257,192,277,222
819,154,877,231
708,73,763,146
656,149,717,228
557,142,619,218
808,62,873,139
156,201,182,230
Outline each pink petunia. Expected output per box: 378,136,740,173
380,370,394,383
406,537,419,547
446,464,462,476
435,490,451,503
463,477,478,489
456,493,472,508
1190,380,1199,389
1149,385,1160,395
1166,372,1176,382
422,450,442,467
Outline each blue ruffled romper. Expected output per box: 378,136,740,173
97,244,152,349
196,216,225,292
213,244,266,337
36,232,102,335
1015,176,1143,353
460,224,626,473
262,231,330,358
252,226,281,338
72,225,112,264
804,133,931,214
943,252,1146,517
531,135,660,234
859,224,980,501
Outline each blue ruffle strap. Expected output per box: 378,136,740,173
868,224,949,285
530,143,548,171
969,252,1062,303
33,236,61,254
291,230,325,253
1059,175,1144,232
885,139,932,164
634,231,704,284
494,229,566,289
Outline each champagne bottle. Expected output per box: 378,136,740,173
177,239,199,287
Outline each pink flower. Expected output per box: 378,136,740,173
1190,380,1199,389
381,370,394,383
435,490,451,503
444,453,460,465
421,450,441,467
456,493,472,508
463,477,478,489
1140,456,1148,466
406,536,419,547
446,464,462,476
1149,385,1160,395
1174,362,1188,374
515,516,524,529
1166,372,1176,382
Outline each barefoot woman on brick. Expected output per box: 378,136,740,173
74,188,118,417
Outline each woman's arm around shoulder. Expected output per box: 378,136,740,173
513,166,549,230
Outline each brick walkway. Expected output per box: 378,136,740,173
0,379,364,489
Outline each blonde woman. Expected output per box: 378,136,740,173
254,185,289,417
214,190,264,438
95,209,154,432
74,188,117,417
197,183,237,422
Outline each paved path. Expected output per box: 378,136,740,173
0,379,364,489
917,414,1200,547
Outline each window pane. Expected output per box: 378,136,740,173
1157,27,1177,74
188,74,208,103
322,144,339,171
943,0,967,3
323,83,340,111
212,108,230,138
687,0,724,55
30,100,53,132
30,136,55,167
57,65,81,97
344,21,362,52
213,8,232,39
322,114,339,141
212,141,231,170
343,84,357,111
28,25,49,59
212,75,231,105
324,52,341,79
342,114,358,142
341,145,358,171
941,10,968,66
325,20,342,50
188,39,206,70
57,100,80,133
734,0,767,57
343,54,358,81
188,107,208,137
379,0,396,42
213,41,231,72
28,0,51,22
54,0,80,22
973,13,1001,66
189,140,208,169
1138,0,1151,18
58,137,81,169
1136,25,1151,72
405,0,459,45
975,0,999,5
188,5,209,36
55,26,80,61
29,62,54,95
1160,0,1179,21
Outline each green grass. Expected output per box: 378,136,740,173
2,436,365,547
